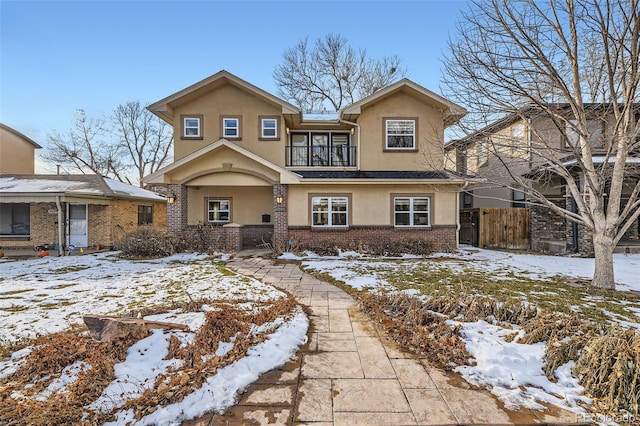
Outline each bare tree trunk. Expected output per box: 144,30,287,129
591,231,615,289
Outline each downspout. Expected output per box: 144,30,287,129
339,118,360,170
55,195,64,256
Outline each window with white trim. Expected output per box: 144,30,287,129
223,118,239,138
261,118,277,138
394,197,430,227
312,197,348,227
183,117,201,138
0,203,30,235
386,119,415,149
207,199,230,223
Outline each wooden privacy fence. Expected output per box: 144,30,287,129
460,208,530,250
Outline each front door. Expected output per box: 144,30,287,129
67,203,88,248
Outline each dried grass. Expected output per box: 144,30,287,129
573,325,640,415
0,296,298,425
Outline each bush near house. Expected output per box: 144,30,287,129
115,226,186,258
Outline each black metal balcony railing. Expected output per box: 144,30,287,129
285,145,357,167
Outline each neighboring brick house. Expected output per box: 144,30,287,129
0,174,167,254
145,70,468,252
0,123,42,174
445,105,640,254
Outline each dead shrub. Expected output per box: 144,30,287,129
359,292,471,369
177,223,224,253
292,235,434,257
115,226,186,258
573,325,640,415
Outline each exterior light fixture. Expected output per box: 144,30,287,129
167,193,176,204
351,127,355,135
276,195,284,205
286,127,290,135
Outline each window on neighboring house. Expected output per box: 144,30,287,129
260,118,278,139
386,119,416,150
477,141,488,166
0,203,30,235
394,197,430,227
207,199,230,223
512,186,526,208
511,123,525,154
137,205,153,225
565,119,604,149
462,191,473,209
223,117,240,139
312,196,348,227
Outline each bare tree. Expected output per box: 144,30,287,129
274,33,406,111
43,109,128,179
44,103,173,187
112,101,173,187
442,0,640,289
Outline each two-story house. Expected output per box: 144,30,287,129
445,104,640,254
0,123,42,174
144,70,468,252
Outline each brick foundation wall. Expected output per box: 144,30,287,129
288,225,458,254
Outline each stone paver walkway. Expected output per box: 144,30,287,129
185,252,585,426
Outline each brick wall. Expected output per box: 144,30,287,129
242,225,273,249
167,184,188,233
288,225,458,254
110,199,167,245
88,204,111,248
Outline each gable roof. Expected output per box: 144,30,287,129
148,70,300,123
340,79,467,127
0,174,165,201
143,138,301,185
0,123,42,149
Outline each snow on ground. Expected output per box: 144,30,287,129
288,247,639,418
0,252,282,342
0,252,309,425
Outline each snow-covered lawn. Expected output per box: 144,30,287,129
288,247,640,419
0,252,308,425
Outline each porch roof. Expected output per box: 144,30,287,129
0,174,166,202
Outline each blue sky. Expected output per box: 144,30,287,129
1,0,468,167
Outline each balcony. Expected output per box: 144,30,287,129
286,145,357,167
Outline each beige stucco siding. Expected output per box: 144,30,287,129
287,184,459,227
357,92,446,171
166,147,281,185
187,186,273,225
0,127,36,174
172,85,286,165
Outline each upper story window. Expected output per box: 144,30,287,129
0,203,30,236
260,117,278,139
287,131,355,167
511,123,525,154
385,119,416,150
478,140,488,167
394,197,430,227
512,186,526,208
207,199,231,223
222,117,241,140
565,119,604,150
312,196,348,227
137,205,153,226
181,115,203,140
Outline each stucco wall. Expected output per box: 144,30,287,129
187,186,273,226
0,127,36,174
287,184,459,227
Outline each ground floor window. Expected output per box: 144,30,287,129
207,199,230,223
0,203,30,235
312,197,348,227
394,197,430,227
138,205,153,225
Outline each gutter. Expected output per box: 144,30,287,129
339,118,360,170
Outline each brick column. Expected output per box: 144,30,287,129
167,184,188,234
273,184,289,252
223,223,243,252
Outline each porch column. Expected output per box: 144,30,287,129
167,184,188,234
273,184,289,252
223,223,243,252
